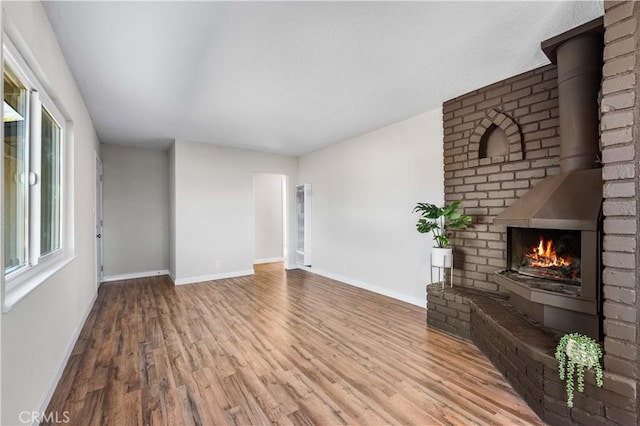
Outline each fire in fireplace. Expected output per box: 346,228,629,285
496,225,600,338
510,228,581,285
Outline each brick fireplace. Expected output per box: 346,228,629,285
492,21,604,340
428,3,639,425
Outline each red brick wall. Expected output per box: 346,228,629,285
442,65,560,292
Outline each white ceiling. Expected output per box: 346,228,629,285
42,1,603,156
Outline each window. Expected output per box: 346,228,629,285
4,65,28,274
3,35,71,308
40,107,62,255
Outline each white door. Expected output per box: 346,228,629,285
95,154,104,285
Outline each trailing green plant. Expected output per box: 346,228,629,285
554,333,603,408
413,200,472,248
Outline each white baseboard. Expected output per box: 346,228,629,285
174,269,254,285
254,257,285,265
299,266,424,308
168,270,176,284
102,270,170,282
285,263,299,270
35,289,98,425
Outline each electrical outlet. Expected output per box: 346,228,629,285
343,261,348,271
215,259,221,270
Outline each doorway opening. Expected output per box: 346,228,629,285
253,173,287,270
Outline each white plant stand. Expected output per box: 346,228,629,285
430,247,453,289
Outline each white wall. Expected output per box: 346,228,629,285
1,2,101,424
171,140,297,283
100,144,169,279
254,173,284,262
298,108,444,306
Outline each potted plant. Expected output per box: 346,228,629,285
413,200,472,268
554,333,604,408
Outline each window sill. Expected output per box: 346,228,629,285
3,253,77,313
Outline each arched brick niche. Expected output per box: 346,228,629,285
469,109,523,164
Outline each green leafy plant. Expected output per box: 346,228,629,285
412,200,472,248
554,333,603,408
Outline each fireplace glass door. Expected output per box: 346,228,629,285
508,227,581,285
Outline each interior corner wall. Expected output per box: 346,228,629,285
168,142,176,281
298,107,444,307
1,2,101,424
172,140,298,284
100,144,169,278
254,173,284,262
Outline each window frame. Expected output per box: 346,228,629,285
3,32,74,311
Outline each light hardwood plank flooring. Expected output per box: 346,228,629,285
44,262,544,425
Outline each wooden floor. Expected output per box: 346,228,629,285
45,262,544,425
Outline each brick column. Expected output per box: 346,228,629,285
597,2,640,423
600,1,639,390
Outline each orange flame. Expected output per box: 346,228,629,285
527,236,571,268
